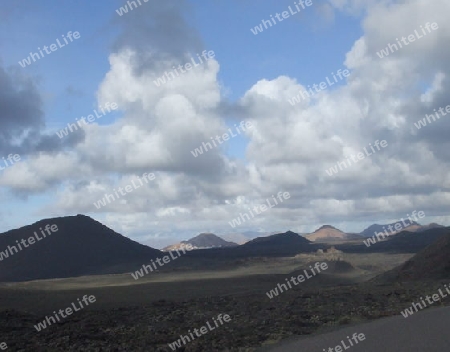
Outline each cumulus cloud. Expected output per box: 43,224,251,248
234,0,450,228
3,0,450,245
0,64,84,158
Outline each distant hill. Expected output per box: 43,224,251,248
220,233,252,245
163,233,238,251
360,222,416,237
175,231,319,264
0,215,162,282
221,231,276,245
359,222,443,237
337,227,450,254
234,230,317,256
413,223,445,232
242,230,279,239
375,232,450,282
244,230,309,246
397,232,450,280
305,225,362,243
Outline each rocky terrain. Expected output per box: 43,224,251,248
1,280,448,351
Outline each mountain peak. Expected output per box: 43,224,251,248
305,225,357,243
194,233,217,239
315,225,339,232
245,231,307,245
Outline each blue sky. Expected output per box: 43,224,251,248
0,0,449,248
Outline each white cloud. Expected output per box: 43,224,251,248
3,0,450,244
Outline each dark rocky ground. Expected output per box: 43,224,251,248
1,280,449,351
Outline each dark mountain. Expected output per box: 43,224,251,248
415,223,446,232
337,226,450,253
221,231,276,244
243,230,309,246
396,232,450,280
163,233,238,251
360,221,420,237
359,221,443,238
375,232,450,282
173,231,319,266
236,230,317,256
177,230,316,259
242,230,278,239
0,215,162,282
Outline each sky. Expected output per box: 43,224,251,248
0,0,449,249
